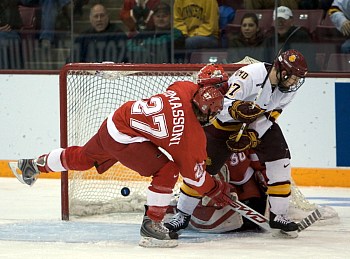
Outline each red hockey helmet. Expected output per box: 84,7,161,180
197,64,229,87
275,49,308,78
193,85,224,117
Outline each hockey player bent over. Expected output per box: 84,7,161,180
167,150,268,233
165,49,308,238
10,64,232,248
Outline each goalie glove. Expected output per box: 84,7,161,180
226,129,260,152
202,178,233,208
229,101,265,124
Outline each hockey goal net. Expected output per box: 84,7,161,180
60,63,337,222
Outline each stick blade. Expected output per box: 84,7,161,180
297,208,322,232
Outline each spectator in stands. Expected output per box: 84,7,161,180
320,0,334,12
262,6,317,71
20,0,72,47
226,12,264,62
243,0,299,10
74,0,89,17
131,0,154,31
298,0,320,9
127,2,185,63
72,3,128,62
217,0,244,10
120,0,160,37
328,0,350,53
0,0,23,69
174,0,219,50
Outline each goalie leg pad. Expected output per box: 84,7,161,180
190,205,243,233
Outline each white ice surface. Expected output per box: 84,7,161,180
1,178,350,259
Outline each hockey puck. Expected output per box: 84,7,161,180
121,187,130,196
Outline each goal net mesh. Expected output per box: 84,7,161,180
61,63,337,222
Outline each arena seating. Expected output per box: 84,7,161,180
190,51,228,64
324,53,350,72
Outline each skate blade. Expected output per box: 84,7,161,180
8,162,37,186
271,229,298,239
8,162,26,185
139,236,178,248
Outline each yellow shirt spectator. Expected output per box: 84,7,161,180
174,0,219,49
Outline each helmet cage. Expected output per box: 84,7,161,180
192,86,224,124
197,64,229,88
277,71,305,93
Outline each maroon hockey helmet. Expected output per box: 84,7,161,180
197,64,229,88
193,85,224,116
275,49,308,78
274,49,308,92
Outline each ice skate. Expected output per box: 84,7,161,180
270,212,298,238
9,159,40,186
164,210,191,234
139,215,178,248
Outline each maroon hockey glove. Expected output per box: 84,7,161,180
226,129,260,152
229,101,265,123
203,178,232,208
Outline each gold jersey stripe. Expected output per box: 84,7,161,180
266,183,291,196
212,119,242,131
180,183,202,198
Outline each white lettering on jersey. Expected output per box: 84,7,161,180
183,161,206,187
164,90,185,146
229,152,247,166
130,97,169,138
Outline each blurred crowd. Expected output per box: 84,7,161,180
0,0,348,72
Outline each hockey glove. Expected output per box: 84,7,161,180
229,101,265,124
255,170,268,193
226,129,260,152
202,178,233,208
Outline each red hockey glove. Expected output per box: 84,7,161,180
202,178,233,208
229,101,265,124
255,170,268,193
226,129,260,152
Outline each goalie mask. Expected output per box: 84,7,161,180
197,64,229,91
192,85,224,126
274,49,308,93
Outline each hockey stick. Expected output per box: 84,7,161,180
202,194,271,231
235,26,301,142
230,200,271,231
227,198,271,231
297,208,322,232
223,198,322,235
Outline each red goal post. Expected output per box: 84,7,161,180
59,63,242,220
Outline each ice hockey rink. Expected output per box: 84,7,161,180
0,177,350,259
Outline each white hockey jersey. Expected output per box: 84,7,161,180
216,62,297,137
